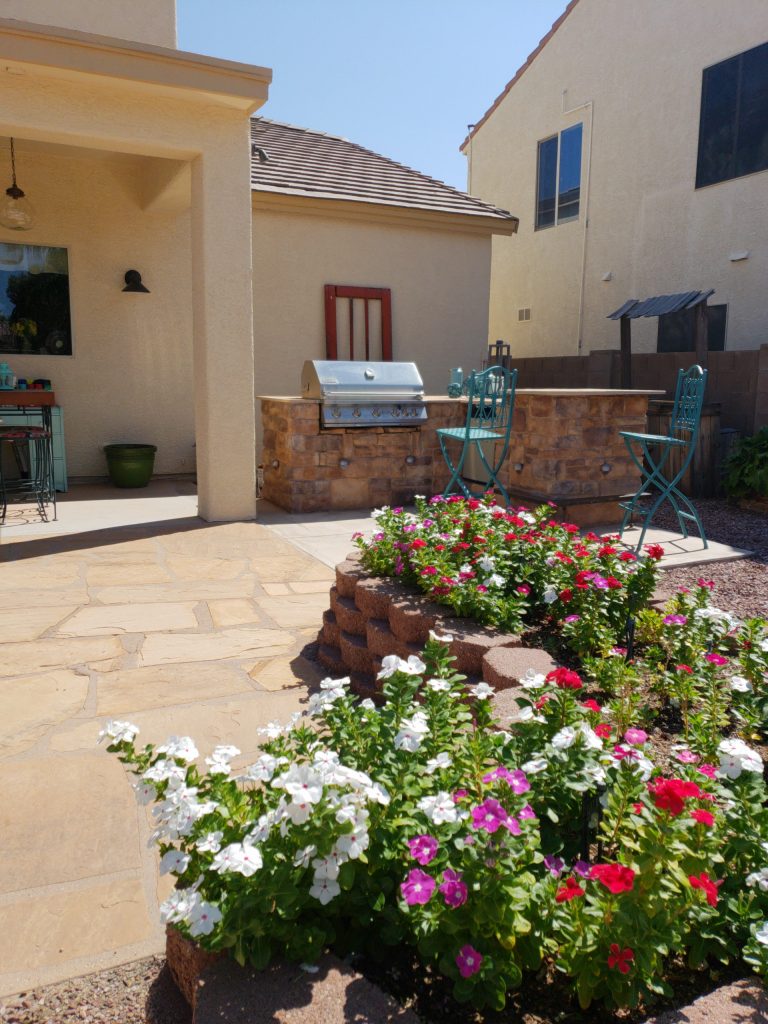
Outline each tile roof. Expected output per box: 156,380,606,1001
250,118,517,227
460,0,581,151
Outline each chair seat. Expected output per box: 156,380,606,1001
0,428,47,440
437,427,503,441
620,431,688,446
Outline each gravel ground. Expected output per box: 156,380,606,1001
653,499,768,619
0,958,190,1024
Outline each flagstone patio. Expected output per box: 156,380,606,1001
0,490,335,998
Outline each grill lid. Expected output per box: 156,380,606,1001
301,360,424,400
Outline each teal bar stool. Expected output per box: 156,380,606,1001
438,364,517,504
619,364,708,552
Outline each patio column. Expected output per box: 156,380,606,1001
191,134,257,521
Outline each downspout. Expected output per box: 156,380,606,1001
562,90,594,354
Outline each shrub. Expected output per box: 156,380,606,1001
723,428,768,499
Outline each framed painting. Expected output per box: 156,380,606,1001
0,243,72,355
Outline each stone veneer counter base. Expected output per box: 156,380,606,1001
259,389,661,525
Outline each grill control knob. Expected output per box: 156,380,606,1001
372,407,381,417
392,406,401,417
364,368,375,380
353,406,361,418
331,406,341,418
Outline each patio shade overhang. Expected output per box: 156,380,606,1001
0,16,272,116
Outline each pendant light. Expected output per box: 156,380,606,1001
0,138,35,232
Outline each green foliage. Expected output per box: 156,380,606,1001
723,428,768,499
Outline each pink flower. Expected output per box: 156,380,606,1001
623,728,648,746
439,869,468,908
698,763,717,779
407,835,439,866
452,789,469,803
400,869,435,906
705,653,728,666
697,578,715,589
455,944,483,978
504,816,522,835
674,749,700,764
564,614,581,623
519,804,537,820
420,566,437,577
664,614,688,626
516,584,531,595
471,798,509,834
482,766,530,794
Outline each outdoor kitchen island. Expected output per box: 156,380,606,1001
258,388,662,525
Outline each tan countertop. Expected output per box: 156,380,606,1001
257,389,665,402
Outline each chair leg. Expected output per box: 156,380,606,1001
475,439,510,505
439,435,471,499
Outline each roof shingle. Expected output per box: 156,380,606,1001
250,118,517,227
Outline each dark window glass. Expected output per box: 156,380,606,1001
696,41,768,188
657,304,727,352
536,136,558,228
557,123,582,221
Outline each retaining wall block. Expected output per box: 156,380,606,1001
335,560,366,599
443,622,522,676
320,608,340,647
318,642,346,675
354,577,405,621
339,630,375,675
330,589,367,637
482,646,557,691
388,594,447,644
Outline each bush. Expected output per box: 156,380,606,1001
724,428,768,499
103,601,768,1013
355,495,660,656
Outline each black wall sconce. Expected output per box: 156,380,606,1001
122,269,150,293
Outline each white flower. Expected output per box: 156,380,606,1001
312,854,343,880
160,849,190,875
760,638,768,653
426,678,450,692
294,844,317,868
187,898,223,938
159,887,197,925
378,654,426,679
133,781,157,805
359,698,376,711
211,744,240,760
276,764,324,804
718,737,763,779
320,675,350,690
365,782,391,806
98,720,139,745
308,687,346,714
521,757,548,774
211,842,263,877
284,800,313,825
417,791,458,824
755,921,768,946
248,811,278,844
309,876,340,905
195,831,223,854
241,754,278,783
730,675,753,693
395,711,429,752
371,506,390,519
469,682,494,700
335,829,369,859
477,554,496,572
156,736,199,763
578,724,604,751
142,759,187,786
258,720,284,739
747,868,768,891
551,726,577,751
582,762,607,786
429,629,454,643
542,586,558,605
516,706,545,724
425,752,452,775
520,670,546,690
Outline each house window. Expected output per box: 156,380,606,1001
696,41,768,188
535,123,583,229
0,243,72,355
324,285,392,361
657,304,727,353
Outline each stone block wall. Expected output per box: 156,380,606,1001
316,551,557,701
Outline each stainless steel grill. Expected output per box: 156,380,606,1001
301,360,428,428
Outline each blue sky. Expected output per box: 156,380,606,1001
178,0,568,190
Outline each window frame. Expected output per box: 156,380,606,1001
535,123,583,231
656,304,728,354
323,284,392,361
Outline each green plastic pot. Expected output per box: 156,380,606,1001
104,443,157,488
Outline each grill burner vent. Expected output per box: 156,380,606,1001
301,360,428,428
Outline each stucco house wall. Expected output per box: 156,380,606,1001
0,0,177,47
465,0,768,358
3,145,193,478
251,200,492,450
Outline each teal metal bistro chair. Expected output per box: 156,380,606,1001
438,364,517,504
619,364,708,552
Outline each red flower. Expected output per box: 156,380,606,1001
598,545,617,557
546,668,583,690
562,523,580,533
559,588,574,603
607,944,635,974
595,723,613,739
676,664,693,674
697,578,715,589
555,876,585,903
467,499,481,510
618,551,637,562
691,809,715,827
581,699,602,714
590,863,636,894
504,532,517,542
689,872,721,907
534,694,552,710
648,778,702,816
632,802,644,814
605,576,623,589
434,544,445,552
409,538,427,549
645,544,665,560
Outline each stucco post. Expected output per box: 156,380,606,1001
191,135,257,521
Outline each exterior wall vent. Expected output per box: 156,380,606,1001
517,307,531,322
